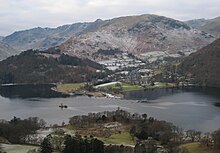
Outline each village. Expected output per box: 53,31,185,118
95,51,197,91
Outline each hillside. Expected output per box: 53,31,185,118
60,14,215,62
0,49,104,84
200,17,220,37
2,19,112,52
185,18,207,29
3,23,90,51
178,38,220,87
186,16,220,37
0,41,18,60
2,14,215,64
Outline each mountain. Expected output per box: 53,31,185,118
2,14,216,63
60,14,215,62
0,49,104,84
178,38,220,87
0,41,18,60
2,23,90,51
200,17,220,37
2,19,114,52
185,18,207,29
185,17,220,37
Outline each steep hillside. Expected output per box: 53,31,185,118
186,17,220,37
0,41,18,60
2,14,215,64
178,38,220,87
60,14,215,61
200,17,220,37
3,19,113,52
3,23,90,51
0,49,103,84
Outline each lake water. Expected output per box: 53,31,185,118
0,85,220,132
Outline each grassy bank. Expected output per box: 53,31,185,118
98,82,143,92
180,142,212,153
55,83,85,93
98,132,135,145
54,82,176,98
1,144,39,153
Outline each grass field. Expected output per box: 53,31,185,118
1,144,39,153
121,83,144,91
55,83,85,93
98,132,135,145
98,82,143,92
180,142,212,153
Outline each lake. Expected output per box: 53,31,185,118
0,85,220,132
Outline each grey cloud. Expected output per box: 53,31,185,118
0,0,220,36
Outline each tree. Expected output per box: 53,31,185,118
130,126,136,139
148,117,154,123
213,129,220,151
145,140,157,153
201,132,212,148
2,72,14,84
84,83,95,92
51,135,65,151
39,119,46,128
150,81,155,86
134,143,146,153
63,135,82,153
0,117,45,144
63,135,104,153
40,137,53,153
102,115,107,122
142,113,147,122
115,83,122,90
186,130,199,142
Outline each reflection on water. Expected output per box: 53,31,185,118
124,87,182,100
0,84,68,98
124,87,220,101
0,85,220,132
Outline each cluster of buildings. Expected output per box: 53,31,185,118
102,68,155,86
96,53,157,85
98,53,146,71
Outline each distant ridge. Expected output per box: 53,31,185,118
60,14,215,61
3,23,90,51
185,16,220,37
1,14,217,62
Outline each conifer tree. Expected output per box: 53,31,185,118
40,137,53,153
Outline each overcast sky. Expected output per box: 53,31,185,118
0,0,220,36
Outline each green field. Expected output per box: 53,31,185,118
1,144,39,153
180,142,212,153
99,82,143,92
55,83,86,93
98,132,135,145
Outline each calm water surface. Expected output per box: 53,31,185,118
0,86,220,132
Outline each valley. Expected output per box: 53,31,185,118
0,12,220,153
